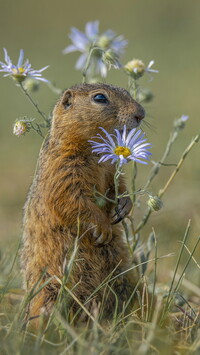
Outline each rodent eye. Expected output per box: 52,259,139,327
93,93,108,104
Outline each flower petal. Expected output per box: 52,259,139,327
69,28,89,50
62,44,78,54
17,49,24,68
75,53,88,70
85,21,99,39
98,60,107,77
114,129,123,146
3,48,12,66
125,127,137,146
98,128,116,148
122,125,127,143
147,60,154,68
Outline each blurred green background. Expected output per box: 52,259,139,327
0,0,199,284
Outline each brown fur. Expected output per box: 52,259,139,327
21,83,145,327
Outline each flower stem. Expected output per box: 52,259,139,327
122,220,134,257
128,77,138,100
135,134,199,234
30,122,45,138
142,120,193,193
114,161,122,204
158,134,199,197
148,229,157,322
132,161,137,204
133,79,138,100
82,46,103,83
19,82,49,125
135,207,151,234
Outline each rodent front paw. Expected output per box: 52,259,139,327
93,225,112,246
112,196,133,224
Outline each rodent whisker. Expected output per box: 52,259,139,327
141,119,157,133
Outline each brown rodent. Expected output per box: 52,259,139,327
21,83,145,327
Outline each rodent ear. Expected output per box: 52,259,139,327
61,90,73,109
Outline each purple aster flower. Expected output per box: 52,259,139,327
0,48,49,83
89,125,152,166
63,20,127,77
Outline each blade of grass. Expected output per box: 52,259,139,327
160,220,191,324
148,229,157,322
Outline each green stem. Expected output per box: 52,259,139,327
142,130,178,192
135,207,151,234
133,79,138,100
19,82,49,125
135,134,199,234
30,122,44,138
148,229,157,321
114,161,122,203
132,161,137,204
128,77,139,100
122,220,133,257
158,134,199,197
82,46,104,83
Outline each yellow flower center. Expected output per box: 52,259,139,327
125,59,145,74
114,146,131,158
97,35,111,49
12,67,25,75
12,67,26,82
18,67,25,74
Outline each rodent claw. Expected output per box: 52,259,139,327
112,215,124,225
93,226,112,245
112,197,132,224
95,233,110,246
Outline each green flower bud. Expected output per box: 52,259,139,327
13,119,32,137
137,88,154,103
24,78,40,92
173,115,189,130
102,49,121,69
124,59,145,79
147,195,163,211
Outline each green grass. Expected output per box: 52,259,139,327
0,223,199,354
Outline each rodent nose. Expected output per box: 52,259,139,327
134,106,145,123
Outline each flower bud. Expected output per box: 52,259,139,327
13,119,31,137
137,88,154,103
174,115,189,130
24,78,40,92
102,49,121,69
147,195,163,211
124,59,145,79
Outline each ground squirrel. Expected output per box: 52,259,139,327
21,83,145,327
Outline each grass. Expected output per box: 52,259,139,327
0,224,199,354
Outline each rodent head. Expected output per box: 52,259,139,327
52,83,145,140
